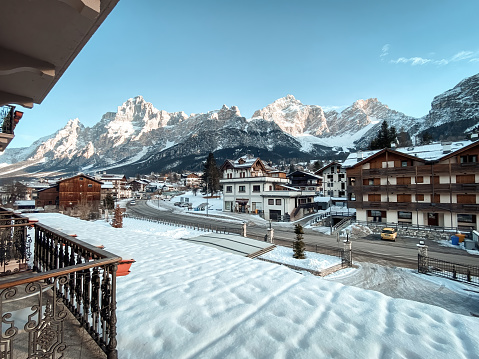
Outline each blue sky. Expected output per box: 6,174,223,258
12,0,479,148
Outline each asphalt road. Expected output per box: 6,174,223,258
128,200,479,270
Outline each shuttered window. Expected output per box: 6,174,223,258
456,174,475,184
397,177,411,185
457,194,476,204
397,194,412,203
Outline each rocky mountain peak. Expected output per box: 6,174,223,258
423,73,479,132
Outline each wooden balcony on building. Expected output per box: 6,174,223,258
0,208,121,358
349,183,479,195
347,201,479,213
355,163,479,178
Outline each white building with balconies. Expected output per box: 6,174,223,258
220,156,317,221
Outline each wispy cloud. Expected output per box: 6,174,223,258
380,44,390,61
380,45,479,66
391,57,431,66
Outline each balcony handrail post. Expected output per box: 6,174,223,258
107,263,119,359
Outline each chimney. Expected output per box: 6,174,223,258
442,142,452,153
356,151,363,162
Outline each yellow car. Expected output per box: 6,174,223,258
381,228,397,241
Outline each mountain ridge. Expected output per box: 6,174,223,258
1,73,478,177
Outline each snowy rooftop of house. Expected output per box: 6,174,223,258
342,140,474,168
287,170,323,180
226,156,276,171
99,174,125,180
14,200,35,206
25,181,52,189
101,182,114,189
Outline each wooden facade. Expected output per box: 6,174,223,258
36,186,59,209
58,174,103,209
346,142,479,229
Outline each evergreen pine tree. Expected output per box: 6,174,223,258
103,193,115,210
201,152,221,196
369,121,397,150
293,224,306,259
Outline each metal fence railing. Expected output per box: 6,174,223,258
0,209,121,359
356,220,474,234
418,254,479,286
124,213,242,235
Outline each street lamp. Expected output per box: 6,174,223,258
206,181,209,217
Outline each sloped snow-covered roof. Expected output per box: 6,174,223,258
343,140,474,168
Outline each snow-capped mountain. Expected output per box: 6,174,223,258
417,73,479,139
1,73,478,177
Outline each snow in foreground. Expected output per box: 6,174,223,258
35,214,479,359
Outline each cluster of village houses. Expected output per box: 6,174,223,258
5,139,479,230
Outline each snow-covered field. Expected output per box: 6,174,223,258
259,246,341,271
33,213,479,359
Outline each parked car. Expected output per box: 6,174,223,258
130,200,136,205
179,202,189,208
381,228,397,241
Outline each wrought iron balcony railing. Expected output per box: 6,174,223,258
1,105,22,151
0,208,121,358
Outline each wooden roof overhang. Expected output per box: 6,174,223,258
0,0,120,108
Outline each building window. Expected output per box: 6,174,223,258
457,194,476,204
401,160,408,167
88,184,93,188
416,176,424,183
79,177,84,180
397,177,411,185
460,155,478,163
239,186,245,192
349,177,356,186
368,194,381,202
276,199,281,205
338,173,345,180
456,174,475,184
397,194,412,203
458,214,476,223
398,211,412,220
349,193,356,201
416,194,425,201
253,185,260,192
268,199,274,205
226,186,232,193
269,186,272,191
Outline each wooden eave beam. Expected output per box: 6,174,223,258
0,90,34,108
0,46,56,78
58,0,100,20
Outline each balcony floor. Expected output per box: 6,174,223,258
2,279,106,359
